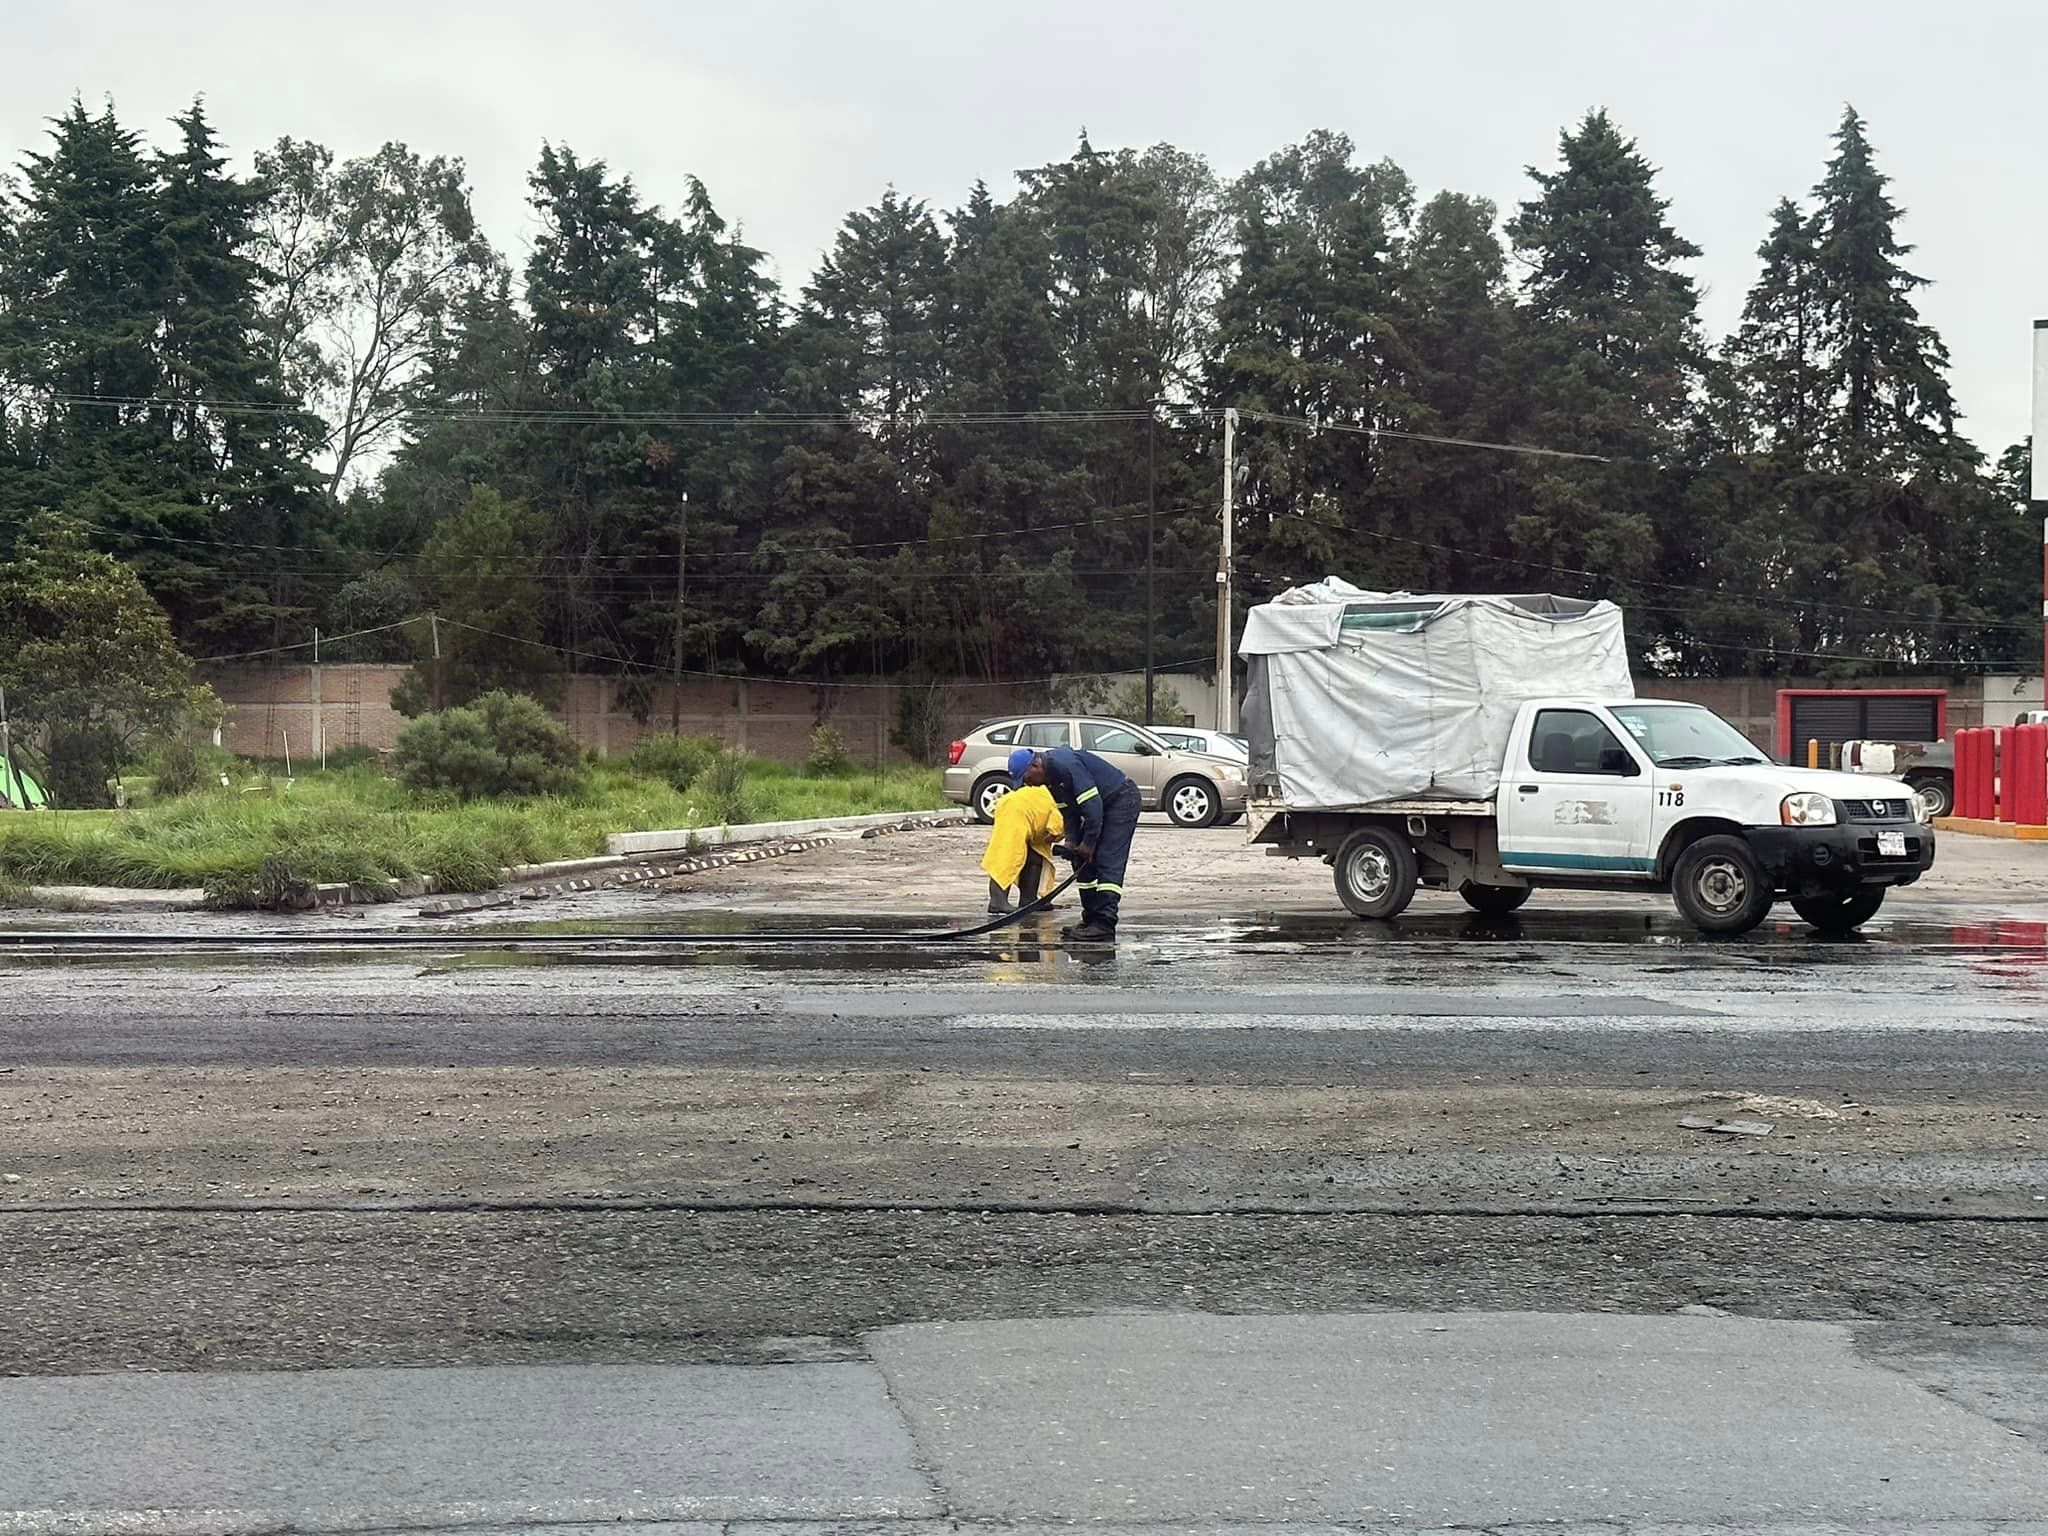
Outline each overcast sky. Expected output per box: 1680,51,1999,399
6,0,2041,453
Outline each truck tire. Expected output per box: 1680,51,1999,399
1906,773,1952,820
1164,776,1221,828
1459,881,1531,915
971,774,1011,824
1671,835,1773,936
1789,887,1885,932
1333,826,1418,920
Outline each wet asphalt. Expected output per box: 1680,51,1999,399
1,897,2045,1381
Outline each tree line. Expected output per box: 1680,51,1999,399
0,96,2035,713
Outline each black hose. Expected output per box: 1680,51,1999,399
917,868,1081,939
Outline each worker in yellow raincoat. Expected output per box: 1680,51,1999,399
981,784,1064,914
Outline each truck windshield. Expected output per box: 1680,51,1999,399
1607,704,1768,767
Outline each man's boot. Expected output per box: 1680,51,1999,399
1063,920,1117,942
987,879,1012,915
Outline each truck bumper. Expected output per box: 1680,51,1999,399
1746,822,1935,894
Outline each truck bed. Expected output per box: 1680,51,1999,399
1248,793,1494,844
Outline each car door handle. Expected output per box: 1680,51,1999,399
1517,785,1540,794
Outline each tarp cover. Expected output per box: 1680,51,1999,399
1239,584,1632,806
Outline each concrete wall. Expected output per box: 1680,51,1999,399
202,664,1221,765
202,662,2029,764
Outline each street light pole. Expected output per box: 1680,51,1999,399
1214,406,1237,733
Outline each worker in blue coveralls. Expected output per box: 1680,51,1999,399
1006,745,1141,942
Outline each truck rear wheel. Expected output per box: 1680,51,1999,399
1671,835,1773,936
1459,881,1531,915
1789,887,1885,932
1333,827,1418,920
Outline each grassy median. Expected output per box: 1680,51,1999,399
0,756,947,905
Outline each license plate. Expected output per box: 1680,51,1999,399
1877,831,1907,857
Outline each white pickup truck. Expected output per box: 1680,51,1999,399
1250,696,1935,934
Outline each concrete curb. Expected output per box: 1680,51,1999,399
606,809,967,857
1933,815,2048,841
416,813,967,917
20,886,209,912
418,835,843,917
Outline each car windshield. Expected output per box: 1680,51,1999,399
1607,704,1767,767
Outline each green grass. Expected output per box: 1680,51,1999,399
0,757,947,906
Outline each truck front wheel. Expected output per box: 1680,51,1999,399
1333,827,1418,920
1789,887,1885,932
1671,835,1774,935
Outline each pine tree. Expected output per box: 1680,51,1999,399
153,101,322,648
1208,131,1410,596
1505,110,1705,637
1810,107,1957,470
1726,198,1826,459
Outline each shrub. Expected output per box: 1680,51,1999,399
806,724,852,775
44,725,124,808
700,747,751,826
150,737,207,799
392,691,586,801
628,732,720,792
1102,677,1189,727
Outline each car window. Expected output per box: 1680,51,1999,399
1155,731,1198,752
984,724,1016,745
1529,708,1632,776
1016,720,1071,749
1081,723,1147,754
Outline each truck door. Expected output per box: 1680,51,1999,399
1498,706,1656,877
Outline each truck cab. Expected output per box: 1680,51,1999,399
1498,698,1933,930
1254,697,1935,934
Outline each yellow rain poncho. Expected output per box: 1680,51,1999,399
980,784,1064,896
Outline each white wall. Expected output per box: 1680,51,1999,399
1982,675,2045,729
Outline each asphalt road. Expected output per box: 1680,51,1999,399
3,880,2047,1530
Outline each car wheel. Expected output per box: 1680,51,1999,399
1164,776,1220,829
1458,881,1531,915
1789,887,1885,932
1332,826,1418,920
1907,774,1952,820
1671,834,1773,935
972,774,1011,824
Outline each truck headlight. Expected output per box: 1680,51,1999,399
1781,792,1837,826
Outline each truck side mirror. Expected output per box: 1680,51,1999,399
1599,748,1639,777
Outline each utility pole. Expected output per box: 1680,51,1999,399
312,627,324,771
429,614,445,712
1214,406,1237,733
672,490,689,733
1145,402,1158,726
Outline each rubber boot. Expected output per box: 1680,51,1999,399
987,878,1012,915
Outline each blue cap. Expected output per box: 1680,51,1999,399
1007,747,1036,786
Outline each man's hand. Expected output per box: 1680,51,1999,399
1053,843,1094,866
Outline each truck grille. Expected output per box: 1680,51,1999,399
1839,798,1912,821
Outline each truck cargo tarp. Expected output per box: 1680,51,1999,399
1239,583,1632,806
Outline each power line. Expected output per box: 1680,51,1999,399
1234,407,1619,464
431,617,1214,691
